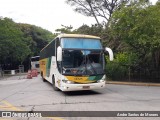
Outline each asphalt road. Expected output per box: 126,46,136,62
0,75,160,120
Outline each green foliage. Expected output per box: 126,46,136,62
106,52,138,80
18,23,55,56
0,18,31,64
55,24,104,39
0,17,55,70
107,1,160,80
74,24,103,36
110,1,160,52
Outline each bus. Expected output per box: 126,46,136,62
30,56,40,72
39,34,113,91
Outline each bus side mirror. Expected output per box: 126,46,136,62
105,47,114,61
57,46,62,61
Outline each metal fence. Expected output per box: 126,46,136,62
106,62,160,83
128,69,160,83
0,65,25,78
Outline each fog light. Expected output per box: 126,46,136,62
62,80,67,83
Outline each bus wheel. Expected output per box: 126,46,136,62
52,75,59,91
41,72,46,82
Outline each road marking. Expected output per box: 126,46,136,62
0,101,21,111
0,118,13,120
48,117,65,120
0,100,65,120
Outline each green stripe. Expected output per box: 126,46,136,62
46,57,51,77
88,76,96,80
88,75,103,81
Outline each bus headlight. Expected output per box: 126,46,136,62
62,80,74,84
97,80,105,83
67,80,75,84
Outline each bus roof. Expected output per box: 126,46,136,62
58,34,101,39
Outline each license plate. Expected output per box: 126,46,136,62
83,86,90,89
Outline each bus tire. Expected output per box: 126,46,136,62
52,75,59,91
41,72,46,82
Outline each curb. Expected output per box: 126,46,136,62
106,81,160,87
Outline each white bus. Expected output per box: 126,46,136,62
30,56,40,72
39,34,113,91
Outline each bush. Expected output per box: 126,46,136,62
105,52,138,81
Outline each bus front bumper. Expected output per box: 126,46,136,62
60,81,106,91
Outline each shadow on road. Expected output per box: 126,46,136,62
62,90,102,96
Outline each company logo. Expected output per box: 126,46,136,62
2,112,11,117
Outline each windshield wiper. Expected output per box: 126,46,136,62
87,56,97,75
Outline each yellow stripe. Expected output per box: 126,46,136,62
0,118,13,120
0,100,65,120
65,76,94,83
48,117,65,120
39,58,47,77
0,101,21,111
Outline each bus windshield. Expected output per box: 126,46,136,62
61,38,102,49
62,49,105,76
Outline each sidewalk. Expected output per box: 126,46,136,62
106,81,160,87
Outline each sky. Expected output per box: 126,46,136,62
0,0,158,33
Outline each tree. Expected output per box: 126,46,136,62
108,1,160,81
66,0,130,25
74,24,103,36
18,23,55,56
55,25,73,33
0,17,55,70
0,18,31,65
